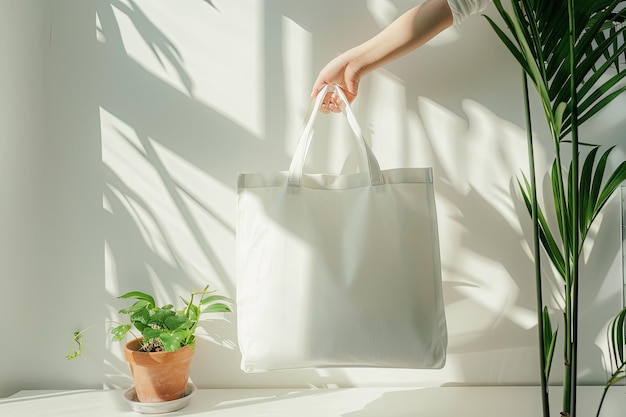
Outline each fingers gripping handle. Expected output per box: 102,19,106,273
287,85,384,187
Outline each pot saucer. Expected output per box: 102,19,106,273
123,383,197,414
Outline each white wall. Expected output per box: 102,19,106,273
0,0,47,398
0,0,104,397
1,0,625,396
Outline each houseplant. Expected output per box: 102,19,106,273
67,285,232,403
485,1,626,416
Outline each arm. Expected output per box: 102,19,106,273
311,0,491,113
312,0,454,113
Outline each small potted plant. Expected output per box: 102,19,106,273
67,285,232,405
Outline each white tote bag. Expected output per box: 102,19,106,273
236,85,447,373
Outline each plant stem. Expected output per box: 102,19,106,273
595,386,610,417
523,71,550,417
184,291,196,346
567,0,580,415
563,295,572,416
66,320,135,359
596,357,626,415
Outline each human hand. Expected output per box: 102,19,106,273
310,54,361,113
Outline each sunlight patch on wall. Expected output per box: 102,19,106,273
446,255,519,341
366,71,409,169
460,99,529,181
594,313,620,377
107,0,264,137
414,96,537,236
95,11,105,43
101,107,234,293
582,193,624,307
104,239,118,295
400,94,546,368
365,0,460,45
101,109,177,269
506,306,537,330
366,0,399,28
144,262,177,305
103,239,128,389
461,99,532,229
105,157,178,269
148,138,236,285
415,96,472,194
282,15,313,156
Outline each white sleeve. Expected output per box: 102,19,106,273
447,0,490,25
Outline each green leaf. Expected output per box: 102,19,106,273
191,285,210,296
160,332,187,352
606,308,626,391
149,308,176,327
577,42,626,107
142,327,161,341
580,147,611,242
484,15,530,75
202,303,232,314
66,332,83,360
594,161,626,214
118,291,155,308
551,161,569,258
199,294,232,305
111,324,132,342
559,16,626,132
589,147,612,203
610,307,626,366
542,308,550,350
554,2,619,95
129,307,150,332
518,175,566,278
165,315,191,331
578,147,600,234
567,83,626,136
119,299,151,315
554,102,567,134
186,303,200,321
542,307,558,380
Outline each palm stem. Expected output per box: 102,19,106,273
567,0,580,415
596,362,626,417
596,386,610,417
523,71,550,417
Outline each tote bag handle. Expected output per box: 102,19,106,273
288,84,384,187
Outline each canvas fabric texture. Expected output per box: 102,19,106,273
236,85,447,373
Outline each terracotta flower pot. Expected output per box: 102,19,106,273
123,338,195,403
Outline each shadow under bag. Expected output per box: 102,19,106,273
236,85,447,373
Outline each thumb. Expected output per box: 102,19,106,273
310,79,327,99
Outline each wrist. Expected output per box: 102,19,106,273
343,46,372,81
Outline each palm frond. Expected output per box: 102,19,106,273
608,307,626,374
543,306,558,379
518,175,566,278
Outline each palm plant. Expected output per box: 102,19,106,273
597,306,626,416
485,1,626,416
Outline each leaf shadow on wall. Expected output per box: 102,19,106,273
93,0,625,391
96,0,354,389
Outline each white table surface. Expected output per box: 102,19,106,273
1,386,624,417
